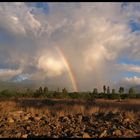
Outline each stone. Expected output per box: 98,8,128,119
8,118,14,123
15,132,22,138
22,134,28,138
94,112,98,116
124,118,130,123
34,117,41,121
123,129,135,137
16,111,24,114
26,126,30,130
28,117,34,121
112,125,117,130
77,115,83,122
83,132,91,138
113,129,122,136
99,130,107,138
82,116,90,122
24,116,29,120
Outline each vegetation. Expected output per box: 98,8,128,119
0,85,140,100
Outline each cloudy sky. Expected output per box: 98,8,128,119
0,2,140,92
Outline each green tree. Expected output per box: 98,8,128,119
44,86,48,93
34,89,40,98
61,88,68,98
112,89,115,94
119,87,124,94
107,86,110,94
89,88,97,103
57,88,60,92
103,85,106,94
42,86,48,97
62,88,67,94
129,87,135,94
39,87,43,94
93,88,98,94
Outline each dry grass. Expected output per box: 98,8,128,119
0,98,139,119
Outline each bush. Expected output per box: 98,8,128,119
128,93,137,99
98,93,108,99
120,94,128,99
68,92,81,99
51,92,68,99
108,94,121,99
136,94,140,98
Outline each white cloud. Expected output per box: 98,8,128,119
120,76,140,86
118,63,140,73
37,55,66,77
0,3,140,91
0,68,22,81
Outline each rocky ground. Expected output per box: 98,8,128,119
0,110,140,138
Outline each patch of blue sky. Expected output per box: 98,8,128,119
117,57,140,65
13,74,28,82
129,21,140,32
121,71,140,78
26,2,49,14
121,2,129,9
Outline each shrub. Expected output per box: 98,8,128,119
108,94,121,99
68,92,81,99
128,93,137,99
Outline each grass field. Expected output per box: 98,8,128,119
0,98,139,116
0,98,139,138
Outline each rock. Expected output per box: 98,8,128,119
26,126,30,130
94,112,98,116
15,132,22,138
113,129,122,136
22,134,28,138
8,118,14,123
71,134,81,138
60,116,69,123
112,125,117,130
16,111,24,114
83,132,91,138
52,135,59,138
29,116,35,121
34,117,41,121
124,118,130,123
40,116,47,121
82,116,90,122
99,130,107,138
77,115,83,122
23,116,29,120
123,129,135,137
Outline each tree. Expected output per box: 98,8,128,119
39,87,43,94
112,89,115,94
42,86,48,97
89,88,97,103
119,87,124,94
57,87,60,92
34,89,40,98
61,88,68,98
93,88,98,94
44,86,48,93
107,86,110,94
103,85,106,94
129,87,135,94
62,88,68,94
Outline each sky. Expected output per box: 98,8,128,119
0,2,140,92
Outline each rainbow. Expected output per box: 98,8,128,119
55,46,78,92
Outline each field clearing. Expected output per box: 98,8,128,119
0,98,139,116
0,98,139,138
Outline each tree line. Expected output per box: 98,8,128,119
0,85,139,99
